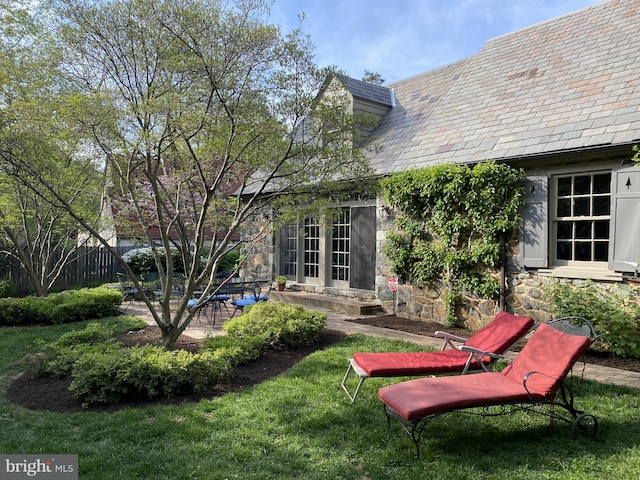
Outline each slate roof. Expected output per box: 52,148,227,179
334,74,395,107
367,0,640,174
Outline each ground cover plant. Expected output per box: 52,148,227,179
2,318,639,479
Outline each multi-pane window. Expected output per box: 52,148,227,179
554,172,611,263
331,208,350,281
282,224,298,277
303,218,320,278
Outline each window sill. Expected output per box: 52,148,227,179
537,266,622,281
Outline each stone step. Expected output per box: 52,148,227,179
270,291,382,316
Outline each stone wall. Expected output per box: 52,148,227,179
379,267,640,330
375,205,640,329
238,206,275,282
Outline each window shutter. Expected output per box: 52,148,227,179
609,165,640,273
520,176,548,269
350,206,376,290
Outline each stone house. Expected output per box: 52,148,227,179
240,0,640,326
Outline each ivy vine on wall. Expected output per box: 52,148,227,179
380,161,524,325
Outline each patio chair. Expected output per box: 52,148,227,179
229,280,271,317
342,312,536,402
116,272,142,309
378,317,599,458
187,294,231,328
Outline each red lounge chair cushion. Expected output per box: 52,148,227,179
501,322,592,398
353,350,480,377
378,373,532,421
378,322,593,422
463,312,534,354
353,312,534,377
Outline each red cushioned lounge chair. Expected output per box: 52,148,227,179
378,317,599,458
342,312,536,402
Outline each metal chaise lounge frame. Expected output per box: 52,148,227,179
377,317,599,458
342,312,536,402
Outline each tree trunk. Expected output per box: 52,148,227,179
159,322,181,350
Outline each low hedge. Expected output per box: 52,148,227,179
29,302,327,406
203,334,266,366
0,287,123,326
69,346,232,405
32,322,233,405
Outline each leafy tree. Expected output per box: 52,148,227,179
0,1,103,296
7,0,372,347
362,70,385,86
381,162,524,325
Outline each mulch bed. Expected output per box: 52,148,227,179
6,327,347,413
6,315,638,413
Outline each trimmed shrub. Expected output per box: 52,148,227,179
69,345,232,405
30,323,119,378
27,301,327,406
204,334,266,366
223,301,327,348
0,287,122,326
30,322,233,405
0,296,49,325
49,321,115,348
35,341,121,379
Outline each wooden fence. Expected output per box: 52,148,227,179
0,246,134,293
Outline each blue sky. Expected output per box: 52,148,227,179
269,0,604,84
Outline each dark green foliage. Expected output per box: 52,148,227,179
381,161,524,325
0,279,17,299
30,322,118,378
204,334,265,366
223,301,327,348
69,346,232,405
217,248,241,274
0,287,123,326
48,321,115,347
546,281,640,358
29,303,327,405
36,341,122,380
32,322,233,405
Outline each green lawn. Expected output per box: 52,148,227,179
1,318,639,479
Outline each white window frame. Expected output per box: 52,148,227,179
522,163,628,281
550,170,611,268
